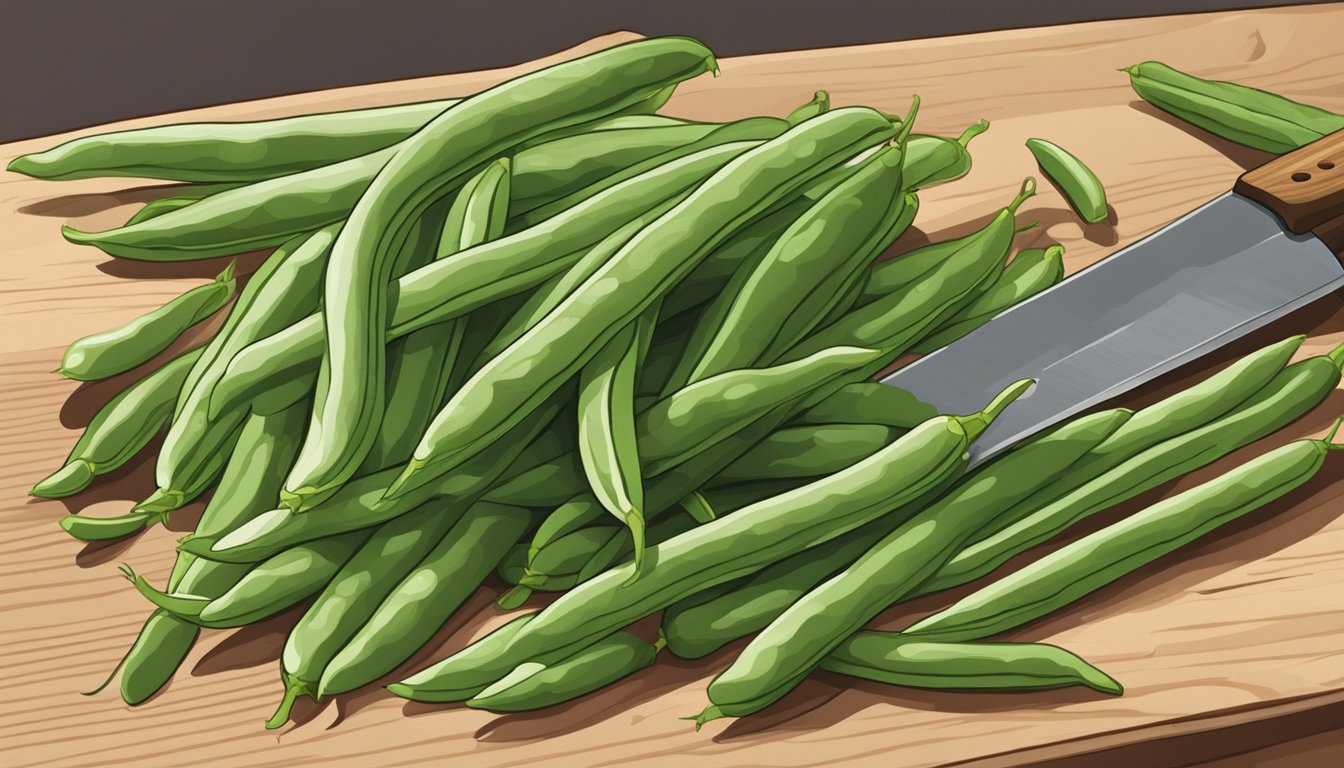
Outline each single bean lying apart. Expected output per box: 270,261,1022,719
1124,60,1344,154
819,636,1121,695
59,262,235,382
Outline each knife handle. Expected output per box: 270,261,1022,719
1234,130,1344,235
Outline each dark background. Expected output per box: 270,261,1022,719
1,0,1329,142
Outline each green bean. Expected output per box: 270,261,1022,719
857,179,1035,305
790,382,939,430
141,225,335,519
395,615,536,702
81,610,200,706
316,502,533,698
467,632,664,712
900,120,988,190
205,142,751,421
691,407,1129,724
687,119,916,382
908,419,1344,643
791,180,1036,369
282,38,717,513
653,153,881,330
510,120,745,211
658,210,801,396
911,244,1066,354
124,183,246,226
819,635,1121,695
265,500,471,728
361,161,510,473
513,115,794,229
389,109,899,499
1026,139,1108,224
708,423,904,487
34,347,201,499
696,478,808,515
578,309,654,572
474,196,692,365
521,391,826,570
59,263,235,381
7,99,465,182
123,529,367,628
389,380,1028,702
638,346,882,476
1124,61,1344,154
785,90,831,124
927,341,1344,594
182,394,567,563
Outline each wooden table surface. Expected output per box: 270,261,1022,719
3,5,1343,767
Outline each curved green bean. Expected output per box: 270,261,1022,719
125,530,367,628
578,311,653,572
265,500,469,728
59,262,235,381
183,394,566,563
1026,139,1108,224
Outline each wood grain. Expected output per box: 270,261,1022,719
3,6,1343,767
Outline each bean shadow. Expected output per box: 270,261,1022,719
192,604,307,677
16,184,188,218
95,248,270,281
1127,101,1270,171
72,530,143,567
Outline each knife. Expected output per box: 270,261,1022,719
882,130,1344,464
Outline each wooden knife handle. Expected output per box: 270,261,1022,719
1234,130,1344,234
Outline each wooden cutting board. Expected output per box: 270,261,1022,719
3,5,1343,767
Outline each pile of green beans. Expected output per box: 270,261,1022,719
23,37,1341,732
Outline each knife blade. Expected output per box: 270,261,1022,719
882,131,1344,465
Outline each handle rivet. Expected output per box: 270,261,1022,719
1290,172,1311,182
1318,161,1335,170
